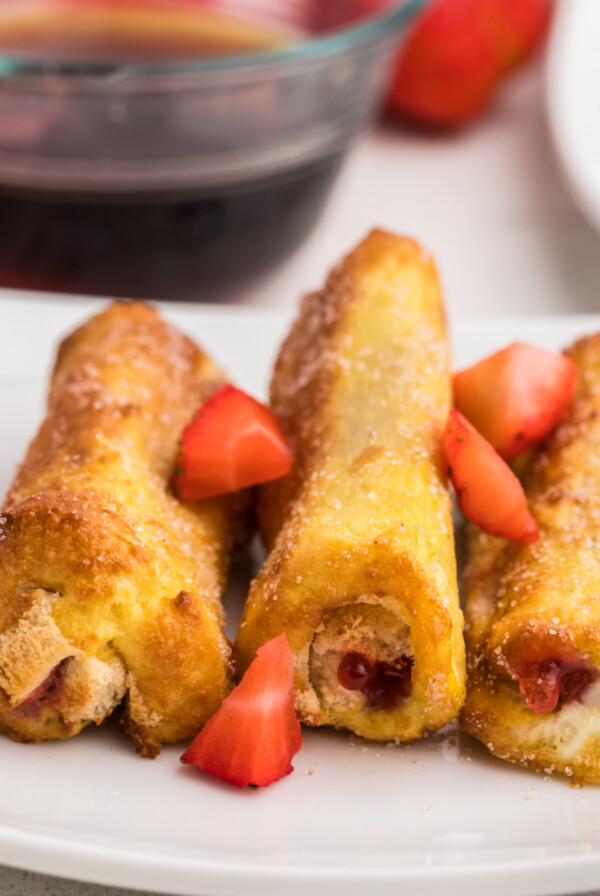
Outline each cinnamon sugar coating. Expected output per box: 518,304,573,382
234,230,465,740
0,302,245,756
462,334,600,783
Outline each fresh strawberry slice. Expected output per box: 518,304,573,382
172,384,293,500
454,342,577,461
510,654,598,714
181,633,302,788
442,409,539,543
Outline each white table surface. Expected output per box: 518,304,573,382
232,58,600,319
3,54,600,896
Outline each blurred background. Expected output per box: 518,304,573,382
0,0,598,315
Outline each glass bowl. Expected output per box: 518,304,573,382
0,0,428,301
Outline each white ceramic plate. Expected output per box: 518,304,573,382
546,0,600,235
1,293,600,896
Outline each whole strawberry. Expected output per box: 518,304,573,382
387,0,552,129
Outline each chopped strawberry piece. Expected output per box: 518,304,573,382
386,0,551,129
181,633,302,788
172,384,293,500
442,409,539,543
454,342,577,461
510,653,598,714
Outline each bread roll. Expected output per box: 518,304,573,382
0,302,245,757
462,334,600,782
234,231,465,740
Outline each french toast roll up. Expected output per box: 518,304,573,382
0,302,246,757
234,230,465,740
462,334,600,782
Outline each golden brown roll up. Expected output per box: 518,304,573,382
234,230,465,741
0,301,245,757
462,334,600,783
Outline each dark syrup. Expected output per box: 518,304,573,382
0,158,343,301
0,5,343,300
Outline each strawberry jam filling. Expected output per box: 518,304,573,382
12,658,70,720
511,654,597,714
337,651,413,709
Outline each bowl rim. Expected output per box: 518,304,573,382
0,0,429,77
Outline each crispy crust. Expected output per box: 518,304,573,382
234,230,465,740
0,302,246,756
461,334,600,783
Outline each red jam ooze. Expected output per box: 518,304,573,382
12,658,70,720
511,654,597,714
337,651,413,709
